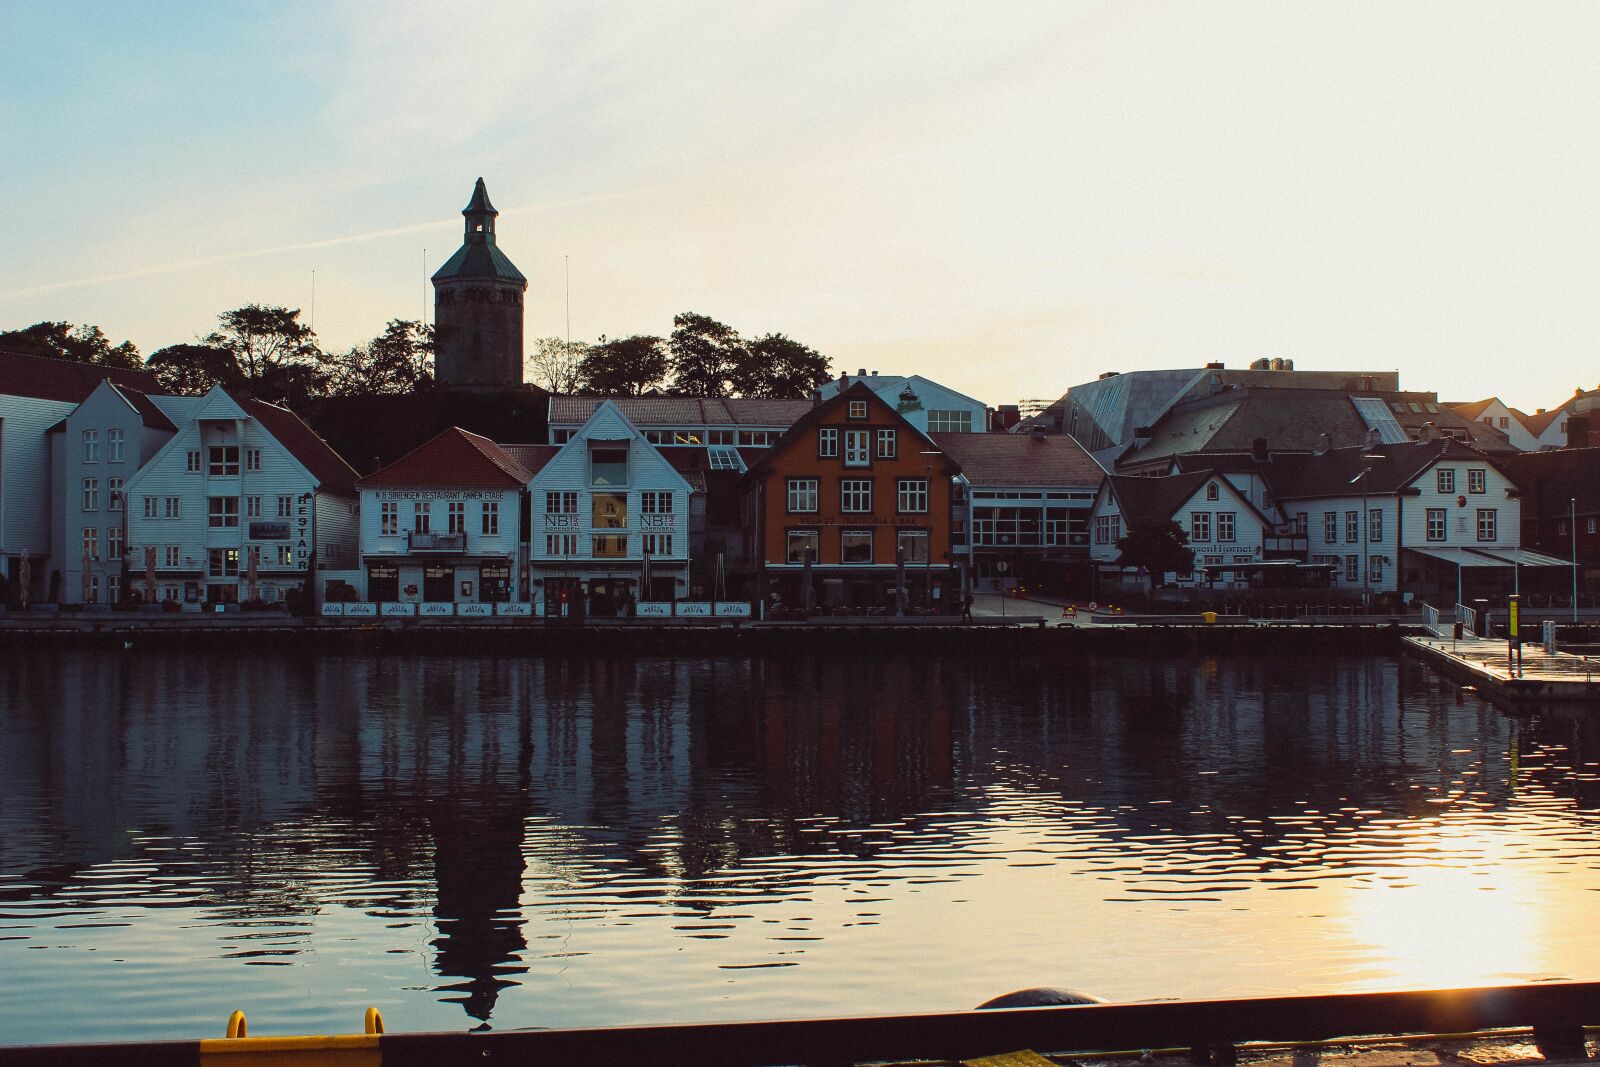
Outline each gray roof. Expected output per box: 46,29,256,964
430,240,526,284
548,395,813,428
930,431,1103,488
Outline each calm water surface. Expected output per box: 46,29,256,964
3,650,1600,1044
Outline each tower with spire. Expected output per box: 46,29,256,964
431,178,528,388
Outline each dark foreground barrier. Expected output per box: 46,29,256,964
3,981,1597,1067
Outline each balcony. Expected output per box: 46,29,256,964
409,530,466,552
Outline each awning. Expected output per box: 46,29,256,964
1405,546,1571,568
1201,559,1337,573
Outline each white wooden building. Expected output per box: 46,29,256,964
122,385,359,607
356,427,531,613
528,400,694,616
1089,471,1277,590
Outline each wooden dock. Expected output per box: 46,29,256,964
1403,634,1600,704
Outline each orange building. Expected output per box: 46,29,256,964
744,381,964,612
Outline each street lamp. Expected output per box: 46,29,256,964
920,450,942,612
1574,497,1580,623
1350,453,1383,609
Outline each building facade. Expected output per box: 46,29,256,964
527,400,694,616
745,381,963,612
431,178,527,388
356,427,531,612
123,385,359,607
1090,471,1279,591
816,371,987,434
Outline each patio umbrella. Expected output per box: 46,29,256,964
895,546,907,616
82,546,92,604
18,556,30,609
802,547,814,612
144,546,157,602
247,546,259,602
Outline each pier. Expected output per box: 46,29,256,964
1402,633,1600,703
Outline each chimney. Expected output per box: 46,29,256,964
840,372,850,390
1098,371,1119,380
1030,427,1047,442
1205,361,1225,370
1314,432,1331,456
1249,358,1270,370
1365,427,1381,449
857,368,866,377
1418,421,1436,442
1251,437,1268,462
1537,407,1547,415
810,388,823,407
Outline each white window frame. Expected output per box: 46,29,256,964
381,501,398,536
1426,508,1447,542
1476,508,1497,542
82,429,100,464
108,428,125,463
481,500,499,536
840,479,873,513
897,478,928,514
83,478,98,512
208,496,240,529
1216,512,1236,543
787,478,819,513
876,428,896,459
1437,468,1455,493
818,428,839,458
1467,468,1486,494
1191,512,1211,542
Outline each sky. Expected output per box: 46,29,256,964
2,1,1598,413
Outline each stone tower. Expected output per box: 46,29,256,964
431,178,528,388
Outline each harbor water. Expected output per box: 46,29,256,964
2,650,1599,1044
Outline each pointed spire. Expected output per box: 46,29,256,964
462,178,498,242
463,177,497,217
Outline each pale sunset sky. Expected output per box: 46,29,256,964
2,2,1597,412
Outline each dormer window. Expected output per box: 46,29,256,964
848,400,868,419
589,445,629,487
1206,482,1219,501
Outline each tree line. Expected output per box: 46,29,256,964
1,308,832,407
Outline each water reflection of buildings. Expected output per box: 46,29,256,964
4,650,1598,1024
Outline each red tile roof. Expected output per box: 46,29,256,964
238,396,361,493
0,349,163,403
357,426,532,490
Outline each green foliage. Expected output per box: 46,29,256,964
669,311,743,398
201,304,326,405
0,321,140,368
525,336,590,393
327,320,434,397
1115,520,1195,587
579,335,668,396
145,344,242,395
733,332,832,399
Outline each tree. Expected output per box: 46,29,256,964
730,332,832,399
1115,520,1195,587
669,312,743,397
145,343,243,395
578,335,668,396
0,321,140,368
525,336,589,393
327,320,434,396
202,305,325,405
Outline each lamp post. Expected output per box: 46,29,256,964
920,450,942,611
1350,455,1382,608
1574,497,1580,623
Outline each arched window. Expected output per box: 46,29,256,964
1206,482,1219,501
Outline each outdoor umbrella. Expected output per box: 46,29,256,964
247,546,259,602
144,546,157,602
802,547,814,612
18,556,30,609
895,547,907,616
82,546,92,604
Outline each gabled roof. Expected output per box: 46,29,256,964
1448,398,1498,422
1519,402,1571,437
44,381,177,434
236,395,360,493
358,426,533,489
499,443,560,476
1501,447,1600,518
1103,471,1216,526
0,349,163,404
929,431,1102,487
1267,439,1502,500
744,380,963,481
548,395,813,428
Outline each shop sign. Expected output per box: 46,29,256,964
321,603,345,616
495,602,532,617
637,602,673,617
294,492,313,571
714,602,752,617
675,602,712,617
458,603,492,617
374,489,494,501
249,522,291,540
640,514,673,529
419,602,455,617
345,603,378,617
380,602,416,617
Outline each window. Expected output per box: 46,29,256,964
108,527,123,561
592,492,627,530
551,429,573,444
840,528,873,563
897,529,930,563
186,450,201,473
876,428,897,459
1589,518,1598,535
164,546,181,568
1216,512,1236,543
708,447,742,470
448,501,465,534
926,410,972,433
1426,508,1447,542
1191,512,1211,542
83,479,98,511
246,448,262,471
708,430,735,446
278,495,293,517
381,502,398,535
208,548,240,577
739,430,772,448
847,400,868,419
1498,416,1508,429
1324,511,1338,543
898,478,928,513
1095,514,1123,545
844,429,870,467
82,430,99,463
786,529,820,563
642,533,673,556
1477,508,1497,542
546,533,577,556
546,491,578,514
818,428,839,457
277,546,293,566
1345,511,1359,543
1370,557,1384,583
641,491,673,514
81,527,99,560
108,429,125,463
208,446,239,476
208,497,239,528
108,478,123,512
481,501,499,536
1368,509,1383,542
592,534,627,557
164,496,181,519
840,479,872,512
1467,468,1486,494
673,430,703,446
1206,482,1219,501
589,446,629,487
87,575,100,604
787,478,819,513
1345,555,1359,582
1437,468,1455,493
245,496,262,518
413,501,430,533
